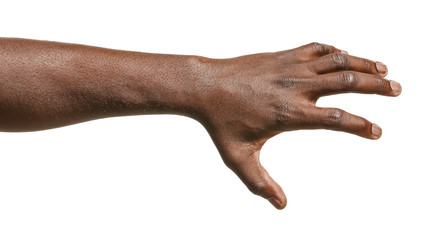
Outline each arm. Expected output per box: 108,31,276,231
0,38,401,209
0,38,203,131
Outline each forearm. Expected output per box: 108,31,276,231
0,38,204,131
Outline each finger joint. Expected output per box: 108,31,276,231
331,53,349,70
323,108,344,127
247,181,267,196
278,77,298,88
375,76,387,90
311,42,327,55
340,71,358,88
363,59,372,71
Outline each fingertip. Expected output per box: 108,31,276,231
375,61,388,76
268,190,287,209
390,80,402,96
268,197,286,210
371,124,382,139
279,195,287,209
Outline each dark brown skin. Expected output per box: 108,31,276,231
0,38,401,209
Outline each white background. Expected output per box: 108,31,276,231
0,0,431,239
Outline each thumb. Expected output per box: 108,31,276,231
223,146,287,210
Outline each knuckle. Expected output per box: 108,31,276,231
311,42,327,55
223,154,246,170
324,108,344,127
247,181,268,196
222,158,236,169
331,53,349,69
359,119,369,131
273,103,308,127
363,59,372,71
340,71,358,88
277,76,298,88
273,51,287,61
375,76,387,90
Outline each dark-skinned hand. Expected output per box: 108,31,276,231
192,43,402,209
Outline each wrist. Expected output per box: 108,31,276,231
132,53,211,120
176,55,214,121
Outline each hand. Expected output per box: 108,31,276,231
193,43,402,209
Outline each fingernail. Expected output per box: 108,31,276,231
268,197,283,209
375,62,388,75
390,80,402,95
341,50,348,54
371,124,382,139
